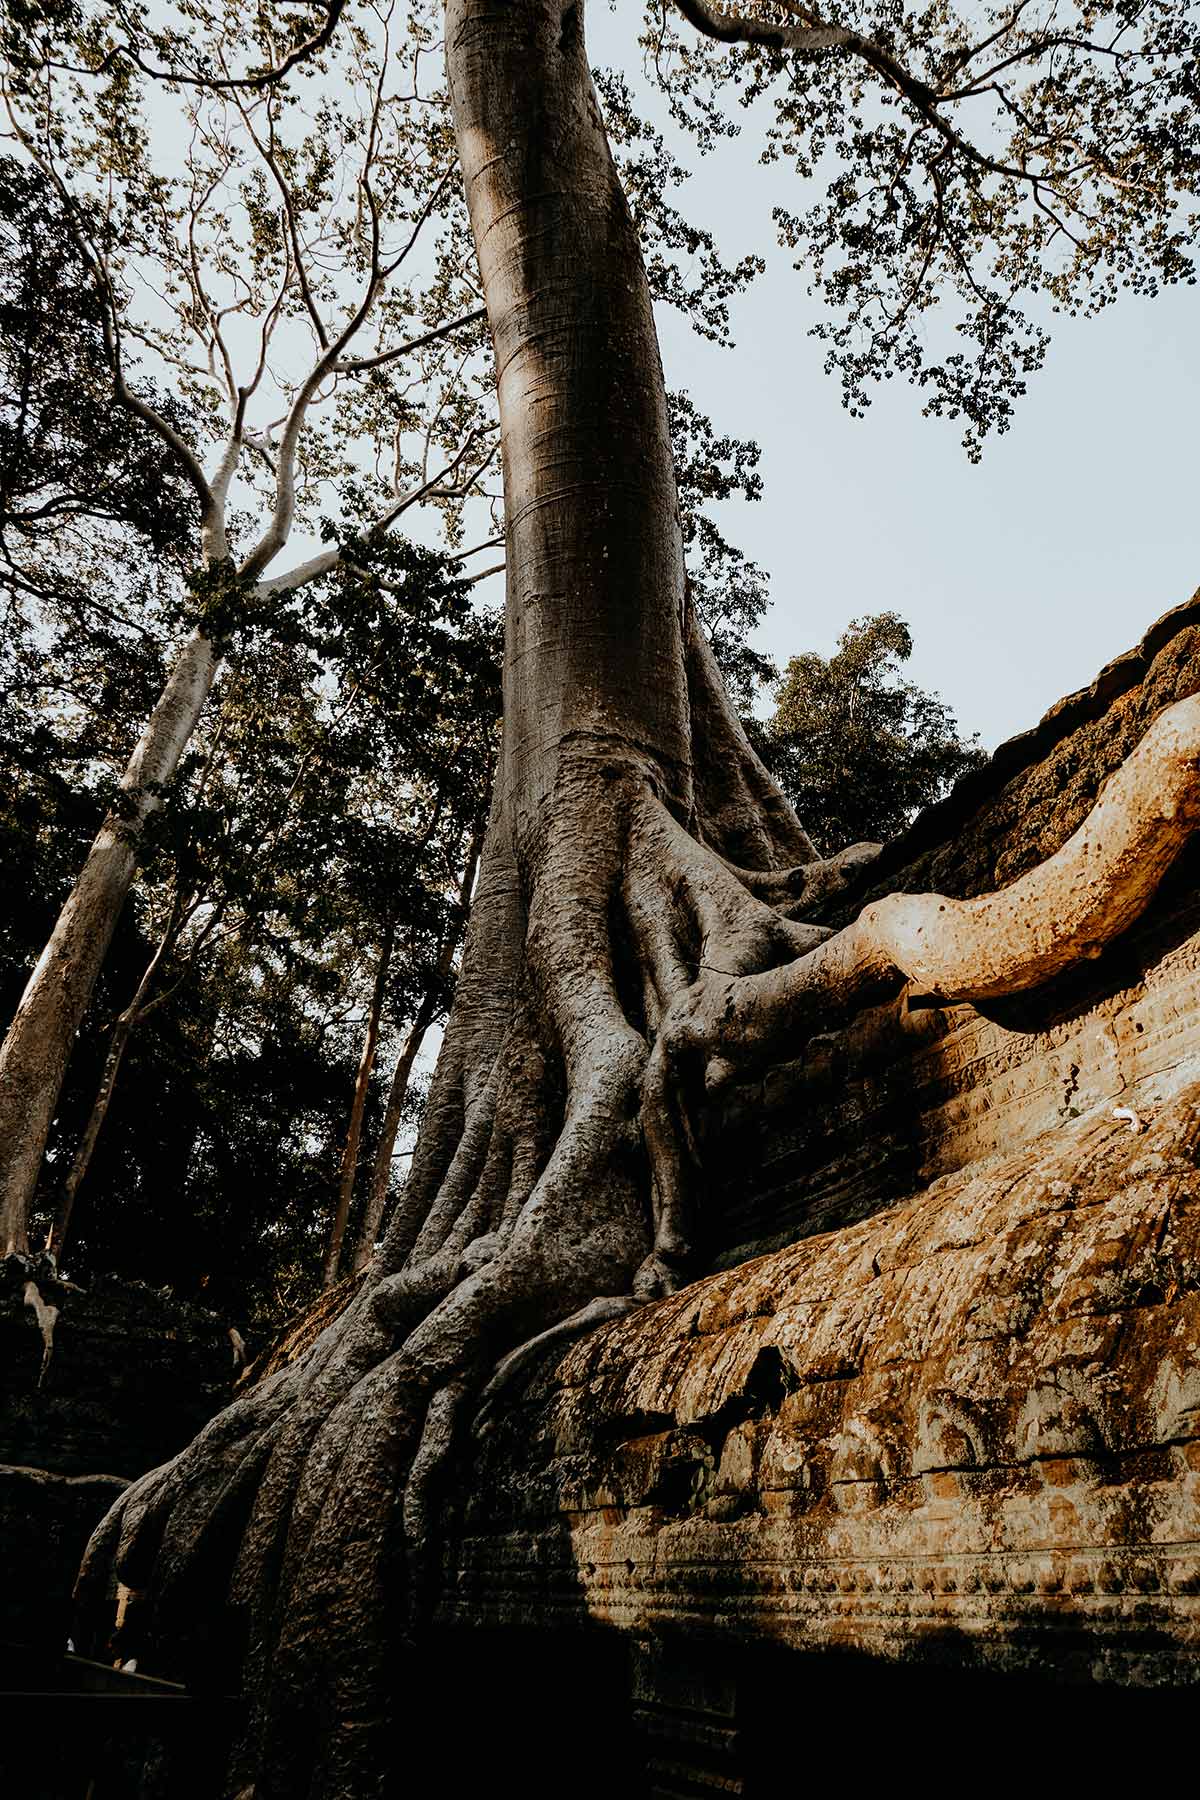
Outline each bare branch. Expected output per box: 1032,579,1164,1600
446,535,504,563
236,110,456,578
462,560,505,588
335,306,488,376
233,83,332,350
254,545,342,598
238,294,380,579
379,165,460,280
255,431,498,598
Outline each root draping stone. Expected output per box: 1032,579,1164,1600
862,690,1200,1002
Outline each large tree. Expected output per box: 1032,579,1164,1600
51,0,1200,1791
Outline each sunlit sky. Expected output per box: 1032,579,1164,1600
591,10,1200,754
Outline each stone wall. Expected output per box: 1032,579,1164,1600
451,1085,1200,1677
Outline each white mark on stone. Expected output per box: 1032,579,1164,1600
1112,1106,1143,1134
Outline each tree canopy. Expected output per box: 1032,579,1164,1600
765,610,986,852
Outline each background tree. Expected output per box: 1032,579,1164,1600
4,522,499,1330
764,611,985,853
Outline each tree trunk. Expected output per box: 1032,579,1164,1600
353,826,483,1274
322,924,395,1288
71,5,1200,1794
0,629,218,1257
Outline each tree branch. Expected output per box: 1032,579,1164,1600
335,306,487,376
671,0,854,55
254,431,498,597
100,0,348,93
670,0,1105,194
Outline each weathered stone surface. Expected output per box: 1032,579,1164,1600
447,1077,1200,1684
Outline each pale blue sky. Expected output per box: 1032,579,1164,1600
592,13,1200,753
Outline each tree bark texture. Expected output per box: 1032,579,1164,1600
0,630,219,1256
71,5,1200,1795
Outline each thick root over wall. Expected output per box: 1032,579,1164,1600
73,686,1200,1798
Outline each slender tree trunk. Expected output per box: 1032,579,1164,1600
352,826,483,1273
46,889,189,1263
322,922,395,1287
0,629,219,1257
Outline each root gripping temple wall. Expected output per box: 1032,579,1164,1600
438,594,1200,1691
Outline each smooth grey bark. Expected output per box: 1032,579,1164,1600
0,630,219,1257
